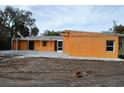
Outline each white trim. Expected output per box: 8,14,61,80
106,40,115,53
57,40,63,53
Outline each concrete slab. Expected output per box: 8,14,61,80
0,50,123,62
62,56,124,62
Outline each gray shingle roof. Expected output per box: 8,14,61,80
14,36,63,41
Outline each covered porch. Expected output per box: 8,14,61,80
11,36,63,52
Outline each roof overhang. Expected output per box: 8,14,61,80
13,36,63,41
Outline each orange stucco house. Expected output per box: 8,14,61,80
12,30,124,58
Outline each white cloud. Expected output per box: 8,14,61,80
1,5,124,33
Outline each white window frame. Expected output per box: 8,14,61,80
106,40,115,52
57,40,63,53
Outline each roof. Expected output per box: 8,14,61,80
13,30,124,41
112,33,124,37
13,36,63,41
63,30,124,37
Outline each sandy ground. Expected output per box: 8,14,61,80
0,57,124,87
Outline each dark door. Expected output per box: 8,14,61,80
29,41,34,50
54,41,57,51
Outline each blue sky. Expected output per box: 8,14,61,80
1,5,124,33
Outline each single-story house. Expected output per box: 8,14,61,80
12,30,124,58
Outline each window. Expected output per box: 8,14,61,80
42,41,47,46
106,40,114,52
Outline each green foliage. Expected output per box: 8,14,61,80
31,27,39,36
0,6,39,38
113,25,124,34
0,6,39,50
43,30,63,36
103,20,124,34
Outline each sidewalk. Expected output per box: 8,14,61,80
0,50,123,62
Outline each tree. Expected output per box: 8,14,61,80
0,6,39,50
113,24,124,34
43,30,63,36
0,31,11,50
109,20,124,34
103,20,124,34
0,6,39,38
31,27,39,36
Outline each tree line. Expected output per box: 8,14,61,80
102,20,124,34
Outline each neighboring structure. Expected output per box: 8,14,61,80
12,30,124,58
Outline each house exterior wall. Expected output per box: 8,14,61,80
18,40,28,50
12,40,17,50
63,31,119,58
12,40,28,50
34,40,55,51
12,40,55,51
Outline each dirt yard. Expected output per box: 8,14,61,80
0,57,124,87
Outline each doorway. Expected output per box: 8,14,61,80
57,40,63,52
29,41,34,50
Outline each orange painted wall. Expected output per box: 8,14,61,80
12,40,28,50
12,40,55,51
63,31,119,58
18,40,28,50
34,40,55,51
12,40,17,50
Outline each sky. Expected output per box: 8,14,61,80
0,5,124,34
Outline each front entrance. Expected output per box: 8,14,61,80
57,40,63,52
29,41,34,50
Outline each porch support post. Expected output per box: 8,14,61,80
16,39,18,50
40,40,41,51
49,39,50,51
11,38,13,50
16,39,17,50
28,39,29,50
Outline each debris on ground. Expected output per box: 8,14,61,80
75,71,82,78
